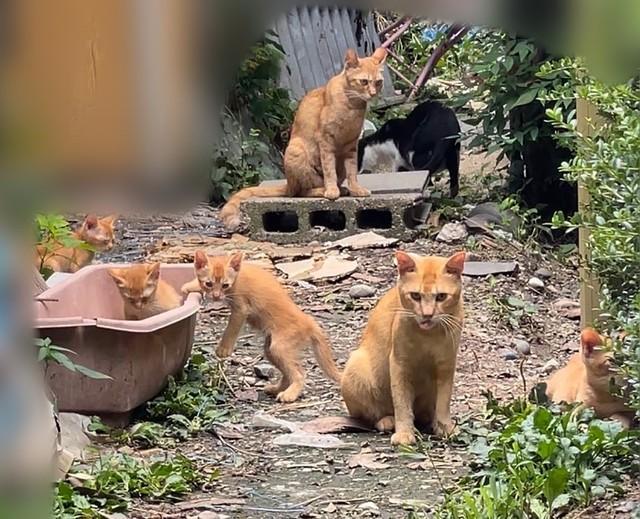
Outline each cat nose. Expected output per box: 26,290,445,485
212,290,221,299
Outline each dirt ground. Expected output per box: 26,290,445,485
90,154,638,519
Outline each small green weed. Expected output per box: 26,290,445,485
53,453,208,518
36,337,110,380
489,295,538,330
433,394,640,518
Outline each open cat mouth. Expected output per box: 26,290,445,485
417,318,436,331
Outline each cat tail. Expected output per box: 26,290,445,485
310,325,342,383
219,185,289,231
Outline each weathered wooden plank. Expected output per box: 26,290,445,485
340,8,361,55
298,6,326,89
287,8,315,93
275,15,304,99
310,6,335,81
320,7,343,72
330,8,351,60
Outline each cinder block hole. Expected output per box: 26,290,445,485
309,210,346,231
356,208,393,229
262,211,299,233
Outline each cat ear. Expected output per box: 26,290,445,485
445,252,466,276
395,251,416,276
228,251,244,272
83,214,98,230
344,48,359,69
194,250,208,270
101,214,118,227
108,268,126,288
580,327,602,358
372,47,388,64
146,263,161,281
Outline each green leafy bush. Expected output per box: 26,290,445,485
435,396,640,518
545,61,640,412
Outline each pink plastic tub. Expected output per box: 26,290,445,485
34,264,201,425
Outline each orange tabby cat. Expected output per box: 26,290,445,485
108,263,182,320
36,214,117,273
220,47,388,230
341,250,465,446
546,327,634,428
182,250,341,402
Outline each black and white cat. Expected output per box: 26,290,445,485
357,100,461,197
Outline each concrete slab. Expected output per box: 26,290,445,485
259,171,430,195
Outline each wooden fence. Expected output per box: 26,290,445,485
274,7,396,101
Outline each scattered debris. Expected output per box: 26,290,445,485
276,255,358,282
253,363,274,380
465,202,519,235
236,389,259,402
272,431,349,449
528,277,545,290
358,501,381,513
175,497,246,511
542,359,560,374
349,284,376,299
300,416,372,434
328,231,398,250
463,261,519,277
513,339,531,356
498,348,518,361
58,413,92,460
551,298,581,320
348,451,389,470
436,222,468,243
534,267,552,280
252,412,298,432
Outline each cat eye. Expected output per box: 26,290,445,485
435,293,448,302
222,282,231,289
141,297,150,304
375,80,383,88
359,79,369,86
204,280,214,289
409,292,421,301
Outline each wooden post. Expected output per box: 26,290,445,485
576,98,600,327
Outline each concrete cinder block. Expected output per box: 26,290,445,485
244,194,421,244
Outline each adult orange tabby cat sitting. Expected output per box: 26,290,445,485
182,250,341,402
546,327,634,428
341,250,465,446
220,47,388,231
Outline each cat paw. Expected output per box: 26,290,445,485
390,430,416,446
375,416,395,433
347,184,371,197
215,345,233,358
323,186,341,200
433,419,455,438
264,382,283,396
276,387,302,403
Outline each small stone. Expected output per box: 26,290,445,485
358,501,380,512
253,363,274,379
499,348,518,361
534,267,552,279
241,376,257,386
542,359,560,374
197,513,228,519
528,277,545,289
615,500,637,513
349,284,375,298
436,222,468,243
513,339,531,356
323,503,337,514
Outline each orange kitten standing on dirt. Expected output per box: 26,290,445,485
546,327,634,428
220,47,388,230
108,263,182,320
182,250,341,402
341,250,465,446
36,214,117,273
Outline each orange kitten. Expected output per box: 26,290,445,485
36,214,117,273
183,250,341,402
341,251,465,445
546,328,634,428
220,47,388,230
108,263,182,320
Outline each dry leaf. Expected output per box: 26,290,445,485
300,416,372,434
348,452,388,470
